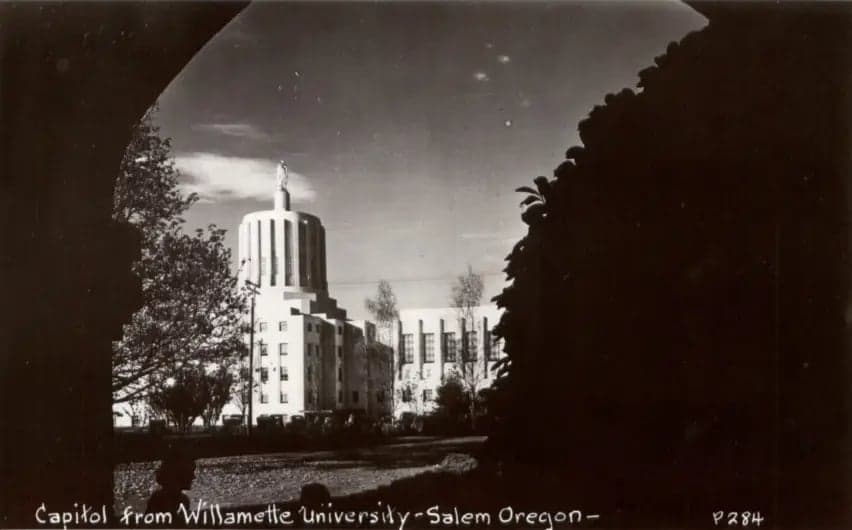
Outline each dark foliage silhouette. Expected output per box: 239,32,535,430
434,374,471,428
491,5,850,526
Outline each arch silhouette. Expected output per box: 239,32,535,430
1,3,246,525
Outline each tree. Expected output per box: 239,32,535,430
434,374,470,428
119,398,149,427
365,281,400,418
112,105,195,240
365,280,399,346
490,7,852,523
147,366,208,433
451,265,484,324
396,378,423,417
230,365,254,422
200,366,235,428
111,108,247,404
148,364,235,432
449,265,485,429
112,225,247,403
356,336,395,418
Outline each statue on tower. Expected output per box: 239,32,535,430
276,160,288,190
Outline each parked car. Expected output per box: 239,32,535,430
287,415,306,432
221,414,244,434
257,414,285,433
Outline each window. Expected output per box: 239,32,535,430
423,389,433,401
285,219,293,285
337,326,343,336
423,333,435,363
270,220,277,286
307,392,313,405
279,342,288,355
352,391,359,403
307,366,312,380
377,390,385,403
258,321,267,332
402,334,414,363
298,222,307,284
444,333,457,362
278,321,288,332
338,390,343,403
259,341,268,356
260,367,268,383
402,388,412,403
465,331,478,361
260,392,268,404
280,392,288,403
280,367,288,381
307,323,312,332
338,367,343,382
337,346,342,358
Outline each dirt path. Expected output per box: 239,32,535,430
115,435,485,512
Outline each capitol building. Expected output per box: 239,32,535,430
114,164,505,428
225,164,392,424
227,164,506,425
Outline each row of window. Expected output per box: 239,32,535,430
401,365,492,381
258,367,290,382
257,357,347,387
259,389,387,405
401,389,433,402
258,365,315,382
399,332,503,363
259,388,323,406
255,321,344,334
256,342,283,356
257,342,345,359
260,392,289,404
336,390,385,404
256,342,314,356
256,321,288,333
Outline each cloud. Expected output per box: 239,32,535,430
473,71,490,82
194,122,272,141
174,152,316,204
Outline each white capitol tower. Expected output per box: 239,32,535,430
231,162,391,425
239,162,328,295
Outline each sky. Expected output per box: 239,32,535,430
155,1,706,321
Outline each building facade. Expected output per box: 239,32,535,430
392,305,505,417
113,165,503,428
225,165,391,424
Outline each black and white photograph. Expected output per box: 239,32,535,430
1,1,851,528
